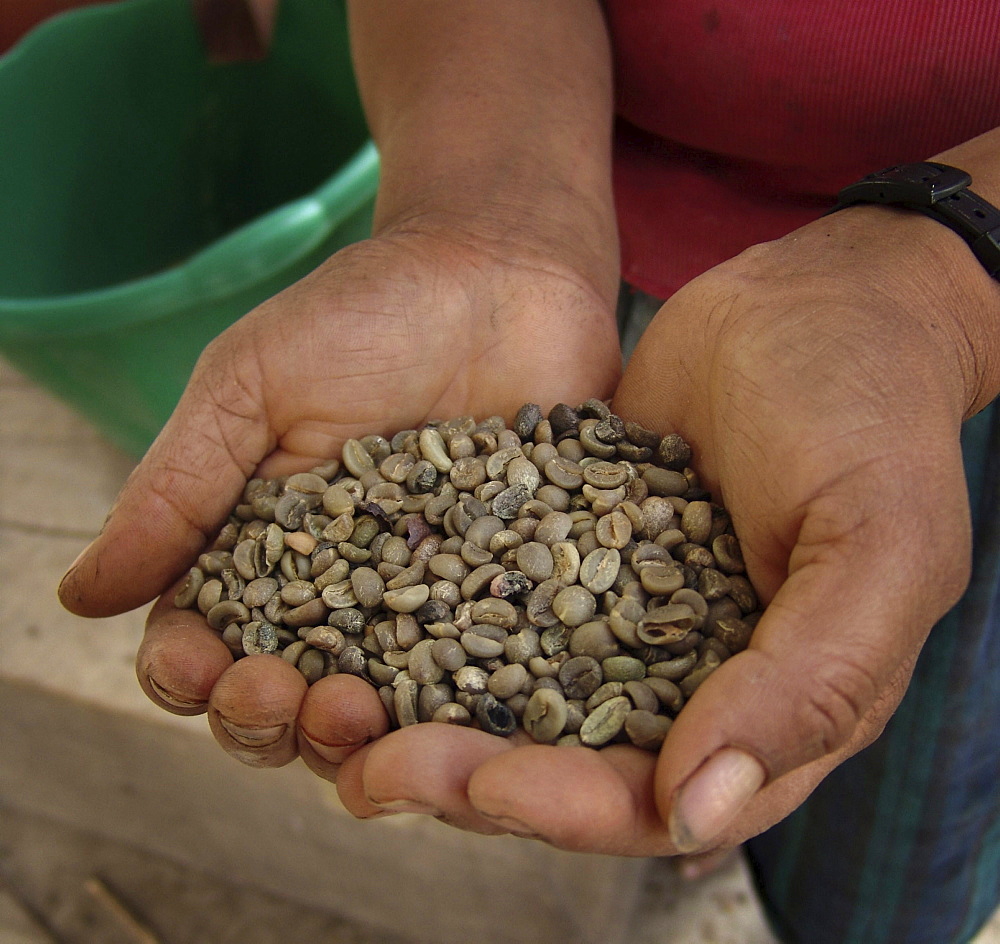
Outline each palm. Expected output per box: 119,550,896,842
228,232,620,477
61,229,619,617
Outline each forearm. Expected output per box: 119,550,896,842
346,0,619,296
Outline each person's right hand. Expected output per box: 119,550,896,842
57,216,621,776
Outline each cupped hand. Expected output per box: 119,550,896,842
326,206,990,857
57,221,620,779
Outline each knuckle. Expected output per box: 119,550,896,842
798,654,882,757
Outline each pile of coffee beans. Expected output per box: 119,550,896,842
175,400,761,751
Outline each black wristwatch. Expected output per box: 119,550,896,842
828,161,1000,280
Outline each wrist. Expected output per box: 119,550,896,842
829,201,1000,418
372,158,622,313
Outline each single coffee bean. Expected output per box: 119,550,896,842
516,542,554,582
383,584,430,613
174,567,205,609
594,415,626,445
394,679,419,727
243,620,279,656
637,603,699,645
639,561,686,596
476,693,518,737
488,663,529,700
727,575,758,614
569,620,620,661
471,597,519,628
320,580,358,611
513,402,544,439
460,630,506,660
280,579,317,607
579,695,631,747
522,687,568,744
601,655,647,682
432,702,472,725
642,467,689,498
543,457,584,491
713,616,754,653
656,433,692,471
301,626,346,655
680,500,713,545
539,623,573,657
642,676,685,712
552,585,597,627
418,427,453,473
623,680,660,713
297,648,326,685
490,570,533,599
624,710,672,750
196,578,224,615
582,461,629,489
559,656,603,700
454,664,490,694
547,403,580,436
408,638,445,685
506,456,541,492
585,681,624,711
431,637,467,672
712,534,746,574
579,547,621,594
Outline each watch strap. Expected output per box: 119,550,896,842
829,162,1000,279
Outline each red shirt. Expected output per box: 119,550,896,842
604,0,1000,299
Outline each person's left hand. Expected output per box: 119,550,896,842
329,203,996,855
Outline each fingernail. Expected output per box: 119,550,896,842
58,540,95,593
301,732,366,766
148,676,206,710
480,814,542,840
669,748,765,854
217,716,288,747
368,798,441,816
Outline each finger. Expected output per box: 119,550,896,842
467,743,670,854
296,674,391,781
336,725,517,834
207,654,307,768
136,591,234,715
58,340,273,618
653,454,972,854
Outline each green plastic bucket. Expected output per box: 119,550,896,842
0,0,379,456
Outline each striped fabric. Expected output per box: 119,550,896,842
745,399,1000,944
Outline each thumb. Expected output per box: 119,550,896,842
58,346,272,617
655,454,973,854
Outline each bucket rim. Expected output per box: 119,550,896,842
0,0,379,337
0,140,379,335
